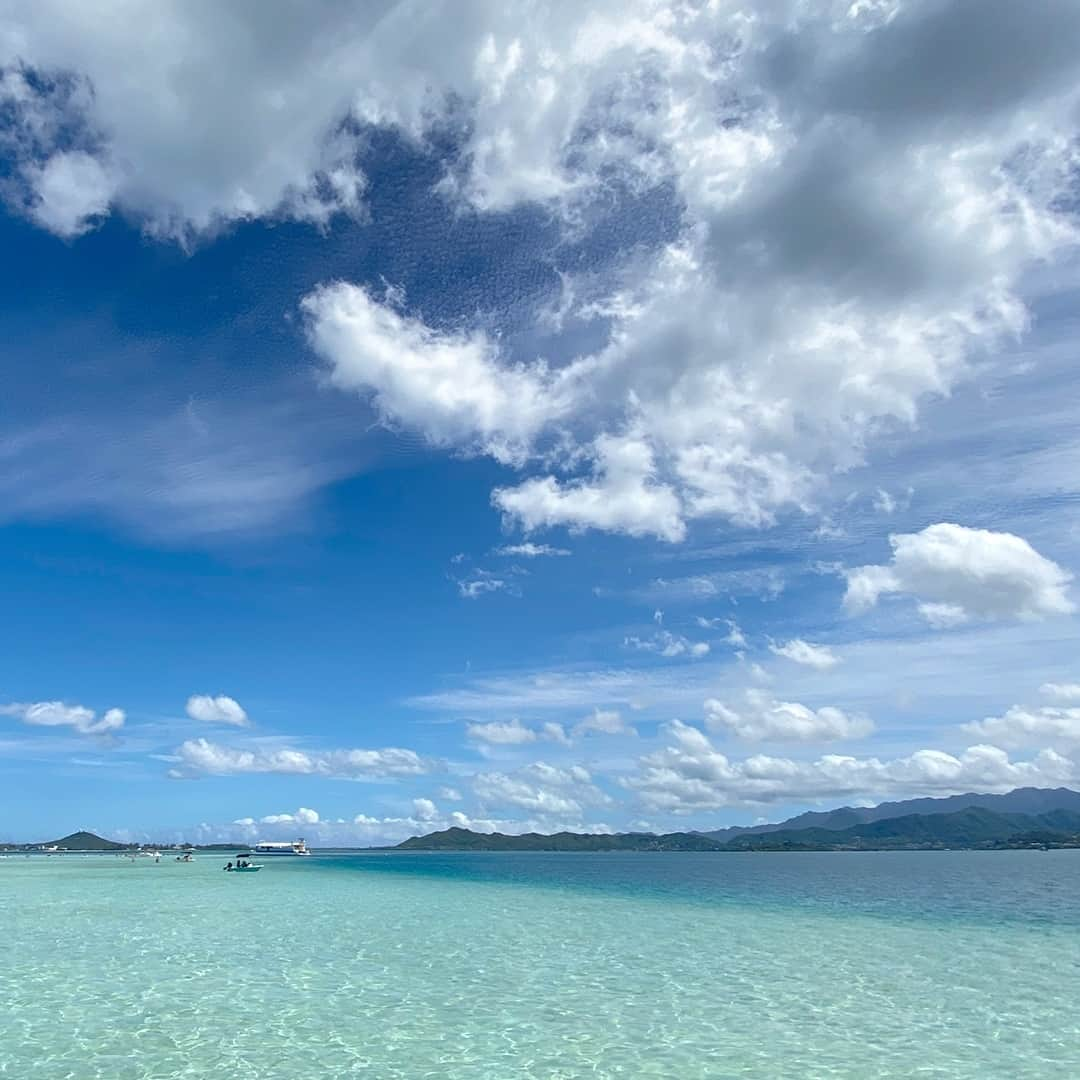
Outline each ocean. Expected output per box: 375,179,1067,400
3,850,1078,1078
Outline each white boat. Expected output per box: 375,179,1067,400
252,838,310,857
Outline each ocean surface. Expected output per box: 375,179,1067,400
3,849,1079,1078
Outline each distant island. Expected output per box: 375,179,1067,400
397,787,1080,852
396,828,722,852
0,831,203,853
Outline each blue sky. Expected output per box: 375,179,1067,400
3,1,1080,844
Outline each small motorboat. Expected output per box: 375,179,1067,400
225,854,263,872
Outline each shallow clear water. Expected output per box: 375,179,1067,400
3,850,1079,1078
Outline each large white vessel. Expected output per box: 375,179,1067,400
252,838,310,856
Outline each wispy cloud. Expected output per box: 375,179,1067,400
493,542,570,558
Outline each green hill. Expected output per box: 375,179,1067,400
723,807,1080,850
45,831,129,851
396,807,1080,854
396,827,724,852
703,786,1080,841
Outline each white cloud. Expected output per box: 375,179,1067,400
624,630,709,659
963,682,1080,746
27,150,113,237
465,718,569,747
540,721,572,747
1041,683,1080,703
466,718,538,746
303,283,578,467
694,616,749,649
473,761,609,818
457,574,509,600
768,638,840,670
636,570,785,606
0,7,376,239
438,787,463,801
411,798,439,821
4,4,1078,541
0,392,367,544
493,433,685,543
873,488,897,515
964,705,1080,749
259,806,320,826
574,708,636,738
626,720,1076,811
493,542,570,558
185,694,249,727
173,738,431,779
704,690,871,743
0,701,125,736
844,523,1074,623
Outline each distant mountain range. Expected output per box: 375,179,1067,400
396,827,721,852
699,786,1080,841
720,806,1080,850
398,788,1080,852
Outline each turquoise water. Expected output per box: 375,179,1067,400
3,851,1079,1078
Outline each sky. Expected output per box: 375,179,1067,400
3,0,1080,845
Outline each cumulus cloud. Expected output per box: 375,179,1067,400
768,638,840,670
27,149,113,237
172,738,432,779
0,700,125,735
6,4,1079,540
1040,683,1080,703
185,694,249,727
964,682,1080,747
303,283,578,466
574,708,636,738
466,718,538,746
540,721,572,747
964,705,1080,749
0,7,376,239
465,718,569,747
624,629,709,658
844,523,1074,623
329,2,1080,542
473,761,610,818
704,690,871,743
626,720,1076,811
258,807,320,826
493,434,686,543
